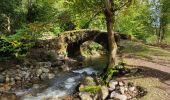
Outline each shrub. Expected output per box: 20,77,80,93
0,28,35,60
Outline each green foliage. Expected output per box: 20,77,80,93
160,0,170,41
79,85,101,94
102,61,130,82
102,67,119,83
116,1,154,42
0,0,26,33
80,41,107,57
27,0,58,22
0,28,35,60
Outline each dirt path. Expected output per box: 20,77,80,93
124,57,170,74
121,57,170,100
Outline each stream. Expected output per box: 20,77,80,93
15,67,98,100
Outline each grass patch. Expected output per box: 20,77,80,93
120,40,170,61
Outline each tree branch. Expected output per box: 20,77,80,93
113,0,132,12
82,10,102,28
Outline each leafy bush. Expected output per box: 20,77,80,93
0,28,35,60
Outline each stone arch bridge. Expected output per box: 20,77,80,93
34,29,130,57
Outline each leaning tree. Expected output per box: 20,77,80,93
67,0,133,79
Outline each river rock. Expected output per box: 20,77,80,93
2,72,6,76
60,64,70,71
41,67,50,73
6,76,10,83
110,91,127,100
120,86,125,94
10,78,15,85
36,62,52,68
36,69,43,76
21,71,27,76
48,73,55,79
25,72,30,79
0,75,5,83
118,81,124,86
79,92,93,100
108,80,118,91
100,86,109,100
32,84,40,89
40,73,48,80
83,76,96,86
15,76,21,81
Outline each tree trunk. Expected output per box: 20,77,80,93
158,20,165,44
6,16,11,33
104,0,117,68
27,0,33,22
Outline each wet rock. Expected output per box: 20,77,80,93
15,76,21,81
79,92,93,100
20,71,27,77
33,84,40,89
40,73,48,80
36,69,43,76
5,76,10,83
41,67,50,73
60,64,70,71
25,72,30,79
108,80,118,91
83,76,96,86
21,67,28,71
2,72,6,76
10,78,15,85
110,91,127,100
100,86,109,100
0,75,5,83
48,73,55,79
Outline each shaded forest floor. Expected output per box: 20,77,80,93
118,40,170,100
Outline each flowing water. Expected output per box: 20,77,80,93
15,67,98,100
